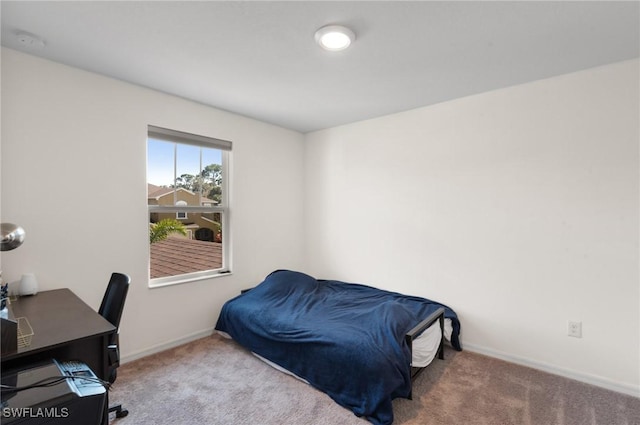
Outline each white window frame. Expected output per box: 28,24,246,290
147,125,232,288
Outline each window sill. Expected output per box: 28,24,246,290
149,270,232,289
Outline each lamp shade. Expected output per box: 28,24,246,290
1,223,26,251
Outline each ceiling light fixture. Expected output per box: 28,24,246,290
14,31,45,49
315,25,355,52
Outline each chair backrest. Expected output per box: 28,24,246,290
99,272,130,329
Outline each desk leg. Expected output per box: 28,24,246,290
102,390,109,425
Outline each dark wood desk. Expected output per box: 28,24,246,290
1,288,116,381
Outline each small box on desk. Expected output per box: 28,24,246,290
1,317,18,355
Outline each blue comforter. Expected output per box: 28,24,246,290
215,270,461,425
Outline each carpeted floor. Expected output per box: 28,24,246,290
108,334,640,425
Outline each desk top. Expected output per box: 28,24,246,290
2,288,115,361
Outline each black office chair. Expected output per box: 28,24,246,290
99,272,130,419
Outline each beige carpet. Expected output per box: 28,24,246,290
108,334,640,425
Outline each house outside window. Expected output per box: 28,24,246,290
147,125,231,287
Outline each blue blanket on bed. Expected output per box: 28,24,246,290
215,270,461,425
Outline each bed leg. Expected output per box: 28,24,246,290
438,313,445,360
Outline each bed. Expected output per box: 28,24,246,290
215,270,461,425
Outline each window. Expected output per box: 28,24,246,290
175,201,187,219
147,125,231,287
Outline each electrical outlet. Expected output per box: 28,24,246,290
568,321,582,338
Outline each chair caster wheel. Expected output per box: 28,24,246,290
115,409,129,418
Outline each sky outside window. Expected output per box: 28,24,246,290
147,138,222,187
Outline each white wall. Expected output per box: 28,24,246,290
0,48,306,360
304,59,639,396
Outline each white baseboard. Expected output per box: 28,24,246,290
463,342,640,398
120,327,215,364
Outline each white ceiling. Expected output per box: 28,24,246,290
1,1,638,133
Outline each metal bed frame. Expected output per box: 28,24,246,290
405,306,445,399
